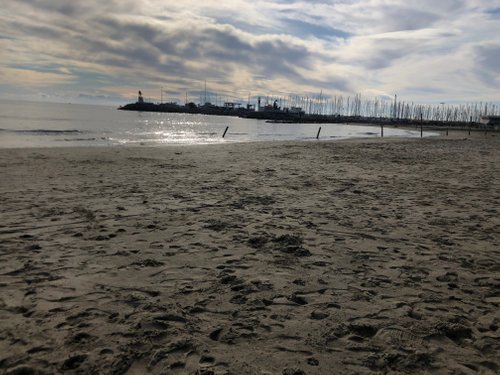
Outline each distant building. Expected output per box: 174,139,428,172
260,100,280,112
480,115,500,130
289,107,305,115
224,102,241,109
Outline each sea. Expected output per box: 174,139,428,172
0,100,435,148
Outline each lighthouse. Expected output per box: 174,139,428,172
138,91,144,104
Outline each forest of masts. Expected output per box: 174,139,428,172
189,89,499,122
262,94,500,122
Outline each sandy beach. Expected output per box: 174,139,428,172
0,133,499,374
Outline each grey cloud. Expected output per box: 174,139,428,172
9,21,62,40
363,47,410,70
343,37,416,70
71,31,163,69
474,44,500,86
331,1,464,35
214,17,276,35
16,0,80,15
96,17,160,43
476,44,500,74
280,18,351,39
44,3,80,16
17,0,139,16
81,16,317,82
406,86,446,95
375,5,441,32
299,75,353,93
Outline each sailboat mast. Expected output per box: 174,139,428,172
204,80,207,104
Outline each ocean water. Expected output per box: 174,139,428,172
0,100,435,148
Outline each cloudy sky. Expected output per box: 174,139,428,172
1,0,499,105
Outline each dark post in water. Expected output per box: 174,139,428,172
316,127,322,139
222,126,229,138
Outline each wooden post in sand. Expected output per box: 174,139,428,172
446,128,449,136
420,113,423,138
381,123,384,138
316,127,322,139
222,126,229,138
469,116,472,136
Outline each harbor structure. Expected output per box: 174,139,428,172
480,115,500,130
122,89,499,127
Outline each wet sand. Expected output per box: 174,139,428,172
0,134,499,374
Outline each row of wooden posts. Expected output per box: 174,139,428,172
221,125,490,139
222,126,324,139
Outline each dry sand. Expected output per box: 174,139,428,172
0,133,499,374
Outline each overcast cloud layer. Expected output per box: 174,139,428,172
1,0,499,104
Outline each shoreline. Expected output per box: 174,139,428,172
3,117,498,150
1,136,499,374
1,128,494,151
0,125,460,150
